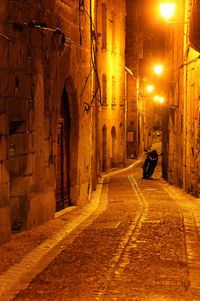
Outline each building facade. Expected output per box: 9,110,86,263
125,0,142,158
95,0,126,172
0,0,126,244
162,0,200,196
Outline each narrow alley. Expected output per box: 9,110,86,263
1,146,200,301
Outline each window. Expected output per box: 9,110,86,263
111,11,116,53
112,76,116,107
189,0,200,52
102,74,107,104
102,3,107,49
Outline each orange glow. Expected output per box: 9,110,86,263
160,4,175,21
154,96,159,101
159,97,164,103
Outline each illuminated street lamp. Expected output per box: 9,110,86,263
154,96,159,102
159,97,164,103
154,65,163,75
160,4,175,22
147,85,154,93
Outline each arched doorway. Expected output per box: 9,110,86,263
56,87,71,211
111,126,116,167
102,125,107,172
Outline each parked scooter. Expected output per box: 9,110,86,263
142,149,162,179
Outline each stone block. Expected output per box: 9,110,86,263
42,139,50,162
0,136,7,161
9,133,26,156
0,98,6,113
29,110,35,132
7,155,26,176
0,113,6,136
10,196,23,231
0,182,10,207
1,72,15,97
7,98,28,123
14,73,32,100
25,152,34,175
10,176,30,197
27,190,55,229
26,133,34,152
1,161,9,183
0,206,10,245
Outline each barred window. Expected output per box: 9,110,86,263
189,0,200,52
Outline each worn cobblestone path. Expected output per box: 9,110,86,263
2,157,200,300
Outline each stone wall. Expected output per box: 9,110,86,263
0,0,95,243
162,0,200,197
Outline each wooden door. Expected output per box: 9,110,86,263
56,88,70,211
102,125,107,172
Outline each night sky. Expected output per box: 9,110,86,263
140,0,166,76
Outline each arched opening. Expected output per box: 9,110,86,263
111,126,116,167
102,125,107,172
56,87,71,211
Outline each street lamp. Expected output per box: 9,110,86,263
159,97,164,103
160,4,175,22
154,65,163,75
147,85,154,93
154,96,159,102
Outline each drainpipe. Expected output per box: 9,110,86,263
183,0,189,191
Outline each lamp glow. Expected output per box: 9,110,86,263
159,97,164,103
154,96,159,101
160,4,175,21
154,65,163,75
147,86,154,93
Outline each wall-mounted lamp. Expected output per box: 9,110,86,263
160,4,176,22
154,96,164,103
154,65,163,75
147,85,154,93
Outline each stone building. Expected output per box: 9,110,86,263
162,0,200,196
0,0,126,244
125,0,142,158
95,0,126,172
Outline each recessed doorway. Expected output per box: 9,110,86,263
56,87,71,211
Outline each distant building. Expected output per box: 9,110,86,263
95,0,126,172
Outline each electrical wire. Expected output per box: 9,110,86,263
0,33,15,42
81,0,102,112
24,22,82,48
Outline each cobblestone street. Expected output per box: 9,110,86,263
1,156,200,300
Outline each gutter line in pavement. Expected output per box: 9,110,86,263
0,159,142,301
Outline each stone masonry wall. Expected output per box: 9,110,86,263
0,0,94,243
